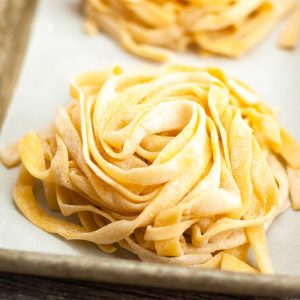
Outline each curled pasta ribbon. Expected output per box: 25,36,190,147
2,64,300,273
83,0,297,61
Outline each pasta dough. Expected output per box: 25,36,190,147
84,0,298,61
2,64,300,273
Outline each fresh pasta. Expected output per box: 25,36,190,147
83,0,298,61
1,64,300,273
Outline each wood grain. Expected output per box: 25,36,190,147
0,0,38,128
0,272,294,300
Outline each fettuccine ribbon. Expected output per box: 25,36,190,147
83,0,298,61
1,64,300,273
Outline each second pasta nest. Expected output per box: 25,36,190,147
84,0,300,61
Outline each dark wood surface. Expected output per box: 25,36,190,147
0,1,299,299
0,271,295,300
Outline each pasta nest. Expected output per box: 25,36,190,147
84,0,297,61
3,65,300,273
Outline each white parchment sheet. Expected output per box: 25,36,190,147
0,0,300,274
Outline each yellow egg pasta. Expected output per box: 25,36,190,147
278,3,300,49
83,0,298,61
1,64,300,274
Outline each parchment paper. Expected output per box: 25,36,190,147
0,0,300,274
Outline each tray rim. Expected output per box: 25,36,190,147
0,248,300,297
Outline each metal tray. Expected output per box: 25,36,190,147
1,0,300,297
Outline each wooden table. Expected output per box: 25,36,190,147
0,271,290,300
0,1,298,299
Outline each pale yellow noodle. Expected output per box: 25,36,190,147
83,0,298,61
2,64,300,274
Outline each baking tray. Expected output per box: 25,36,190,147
1,0,300,297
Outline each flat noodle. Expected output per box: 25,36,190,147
0,141,20,167
287,168,300,210
221,253,258,273
2,64,300,273
278,4,300,49
83,0,297,61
